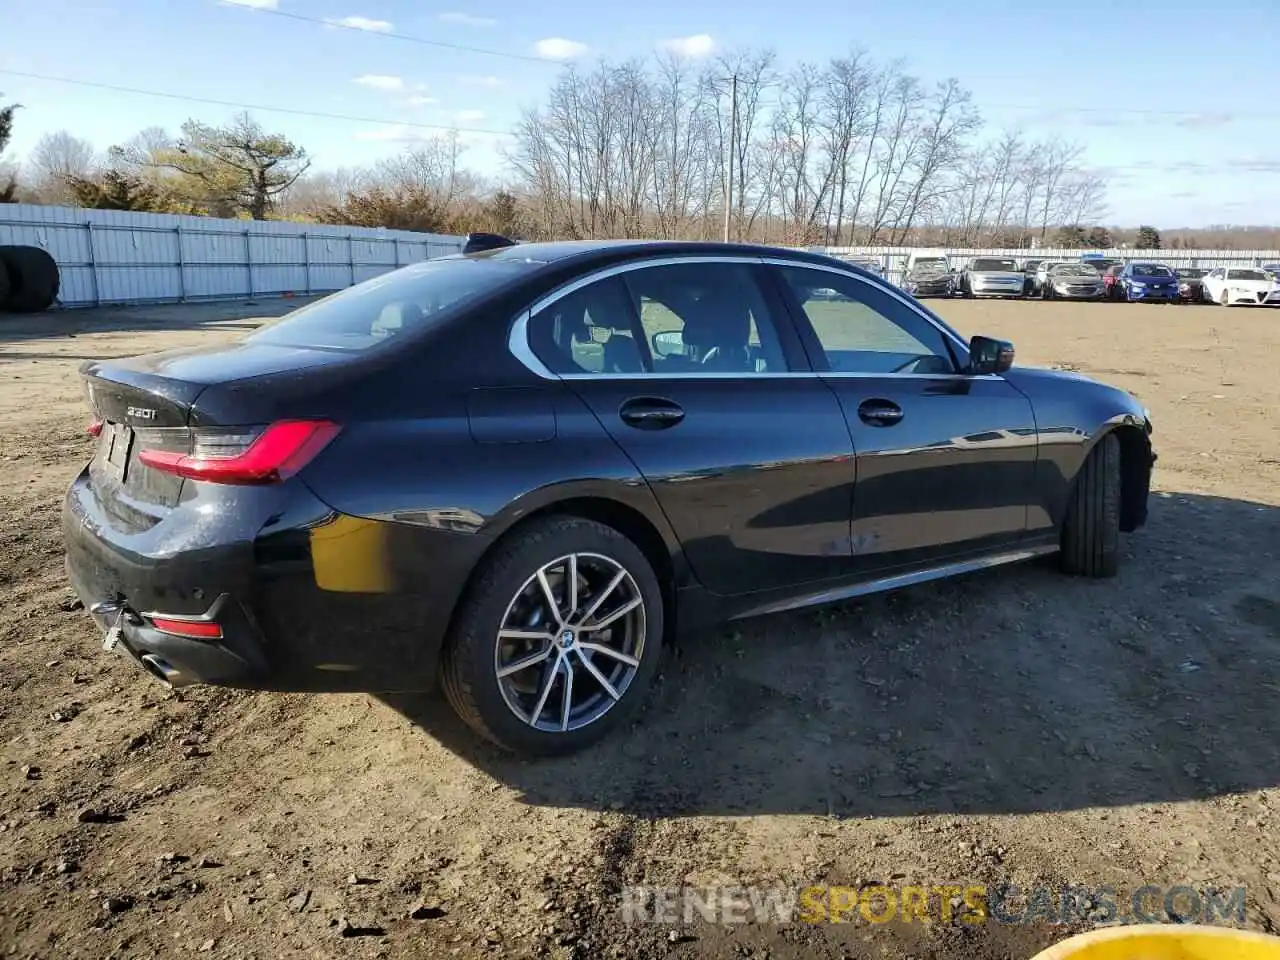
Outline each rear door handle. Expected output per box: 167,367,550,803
619,397,685,430
857,398,904,426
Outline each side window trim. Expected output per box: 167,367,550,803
514,254,803,381
509,255,983,381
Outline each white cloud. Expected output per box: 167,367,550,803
324,15,393,32
353,74,404,91
459,74,503,89
455,109,487,123
406,95,439,106
533,37,589,60
220,0,277,8
439,12,497,27
658,34,715,58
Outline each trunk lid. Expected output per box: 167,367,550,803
81,362,205,520
80,341,360,524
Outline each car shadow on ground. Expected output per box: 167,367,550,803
378,490,1280,819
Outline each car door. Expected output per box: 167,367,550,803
524,257,858,596
1203,268,1224,302
768,261,1039,575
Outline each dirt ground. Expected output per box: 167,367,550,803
2,295,1279,960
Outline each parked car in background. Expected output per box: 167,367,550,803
1021,259,1043,296
906,254,951,275
1118,262,1179,303
1175,267,1208,303
958,257,1025,298
1041,262,1106,300
1103,264,1126,301
840,256,887,278
61,236,1156,756
1261,263,1280,279
1032,260,1072,297
903,262,955,298
1201,266,1280,306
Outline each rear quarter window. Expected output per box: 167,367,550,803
248,257,535,351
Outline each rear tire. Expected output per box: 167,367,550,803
1060,433,1121,578
441,516,664,756
0,245,60,313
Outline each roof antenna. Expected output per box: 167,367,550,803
462,232,517,255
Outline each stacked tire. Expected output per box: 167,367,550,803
0,245,60,314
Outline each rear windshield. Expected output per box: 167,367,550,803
972,258,1018,271
248,257,536,351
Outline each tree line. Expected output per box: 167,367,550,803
0,63,1274,250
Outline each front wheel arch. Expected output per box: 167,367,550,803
1073,423,1152,534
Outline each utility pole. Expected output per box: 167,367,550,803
722,73,738,243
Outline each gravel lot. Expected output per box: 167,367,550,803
1,296,1278,960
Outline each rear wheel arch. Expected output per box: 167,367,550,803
458,491,684,640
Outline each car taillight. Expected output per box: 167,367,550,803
138,419,341,485
87,420,104,437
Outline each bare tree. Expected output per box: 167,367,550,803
27,130,96,204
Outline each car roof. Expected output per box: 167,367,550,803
439,238,858,272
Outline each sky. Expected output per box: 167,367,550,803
2,0,1279,226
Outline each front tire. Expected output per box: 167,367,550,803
1060,433,1121,578
441,516,664,756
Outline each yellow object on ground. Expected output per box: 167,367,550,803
1032,924,1280,960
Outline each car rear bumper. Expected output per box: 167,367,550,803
63,466,477,694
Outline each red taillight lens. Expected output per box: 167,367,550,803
87,420,104,437
138,420,341,485
149,617,223,640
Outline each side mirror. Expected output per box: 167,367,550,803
651,330,684,358
968,335,1015,375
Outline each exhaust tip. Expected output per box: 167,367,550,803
139,654,191,689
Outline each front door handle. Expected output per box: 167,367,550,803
619,397,685,430
857,398,904,426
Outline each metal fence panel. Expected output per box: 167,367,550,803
0,204,465,308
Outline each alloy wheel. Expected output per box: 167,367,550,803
493,553,646,733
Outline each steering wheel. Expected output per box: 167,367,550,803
700,345,749,369
888,356,924,373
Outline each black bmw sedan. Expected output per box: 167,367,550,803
64,237,1156,756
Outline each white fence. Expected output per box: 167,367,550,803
823,246,1280,286
3,203,1279,309
0,204,464,308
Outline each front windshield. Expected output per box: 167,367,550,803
1177,268,1206,279
1050,264,1099,278
1131,264,1174,278
1227,269,1270,281
972,258,1017,271
248,256,537,351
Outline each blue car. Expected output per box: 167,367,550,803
1118,262,1179,303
